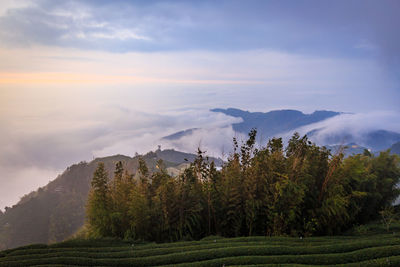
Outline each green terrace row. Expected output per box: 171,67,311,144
167,255,400,267
1,244,400,266
2,232,398,255
3,237,389,257
2,237,400,262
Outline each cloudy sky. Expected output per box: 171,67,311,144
0,0,399,209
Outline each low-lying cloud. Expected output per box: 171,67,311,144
160,127,247,161
282,111,400,148
0,107,241,209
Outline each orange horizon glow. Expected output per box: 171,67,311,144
0,72,269,86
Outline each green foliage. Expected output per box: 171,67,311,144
86,163,112,237
0,153,207,250
2,234,400,266
380,206,398,232
85,131,400,242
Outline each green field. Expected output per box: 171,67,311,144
1,228,400,266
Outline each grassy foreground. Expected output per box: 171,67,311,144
1,230,400,267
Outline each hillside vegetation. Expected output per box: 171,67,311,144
0,150,221,250
85,131,400,242
2,230,400,266
1,131,400,266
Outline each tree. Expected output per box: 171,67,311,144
109,161,135,238
85,132,400,241
128,182,151,240
380,206,397,232
176,167,204,240
370,152,400,211
220,151,244,237
86,162,112,237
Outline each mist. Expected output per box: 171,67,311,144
287,111,400,147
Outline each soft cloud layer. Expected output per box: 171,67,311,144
0,106,241,209
160,127,247,161
283,112,400,147
0,166,59,210
0,1,399,57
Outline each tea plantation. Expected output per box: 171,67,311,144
1,229,400,266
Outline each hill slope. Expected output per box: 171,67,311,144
162,128,199,141
0,150,222,250
390,141,400,155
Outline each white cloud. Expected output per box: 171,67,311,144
160,126,246,160
0,0,33,16
281,111,400,146
91,109,242,157
0,106,242,209
91,29,151,41
0,166,60,210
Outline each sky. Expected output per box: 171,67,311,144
0,0,399,209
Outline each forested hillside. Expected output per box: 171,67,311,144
85,131,400,241
0,150,222,250
1,129,399,250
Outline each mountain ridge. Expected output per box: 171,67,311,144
210,108,341,137
307,129,400,151
163,108,400,153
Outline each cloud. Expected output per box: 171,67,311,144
0,0,398,59
0,0,33,16
1,0,398,101
91,109,243,157
0,107,241,209
160,126,246,161
0,166,59,211
0,0,155,51
0,107,240,168
282,111,400,147
1,45,396,113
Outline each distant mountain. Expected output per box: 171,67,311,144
162,128,198,141
210,108,341,137
155,148,223,166
391,141,400,155
0,149,221,250
162,108,341,141
325,143,370,157
163,108,400,154
364,130,400,151
308,129,400,152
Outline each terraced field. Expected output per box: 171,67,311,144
1,233,400,266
